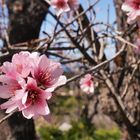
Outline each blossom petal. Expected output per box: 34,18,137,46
43,92,52,100
35,101,50,115
14,89,25,100
38,55,50,71
0,85,13,98
2,62,17,79
27,77,37,87
122,3,133,12
6,104,17,113
22,108,34,119
22,92,28,104
46,75,67,92
1,100,14,109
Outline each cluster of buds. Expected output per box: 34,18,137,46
79,74,94,94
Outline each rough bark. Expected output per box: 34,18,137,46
110,0,140,139
113,0,127,31
7,0,49,44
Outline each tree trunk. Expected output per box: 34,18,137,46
113,0,127,31
113,0,140,139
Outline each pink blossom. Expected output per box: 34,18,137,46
0,91,24,114
0,75,22,99
0,51,67,119
51,0,70,16
0,77,51,119
31,55,66,90
0,77,26,113
80,74,94,94
122,0,140,25
19,77,52,119
50,0,79,16
1,52,33,79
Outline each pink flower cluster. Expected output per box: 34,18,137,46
50,0,79,16
0,51,66,119
122,0,140,26
79,74,94,94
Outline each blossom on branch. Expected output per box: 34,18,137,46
122,0,140,26
50,0,79,16
31,55,65,88
0,51,66,119
79,74,94,94
0,75,22,99
1,52,34,79
20,77,52,119
50,0,70,16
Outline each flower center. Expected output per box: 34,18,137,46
133,0,140,9
57,0,66,8
28,90,38,104
37,69,52,86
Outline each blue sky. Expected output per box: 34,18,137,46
0,0,117,69
93,0,116,23
80,0,116,23
0,0,116,67
0,0,116,49
39,0,117,60
40,0,116,37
